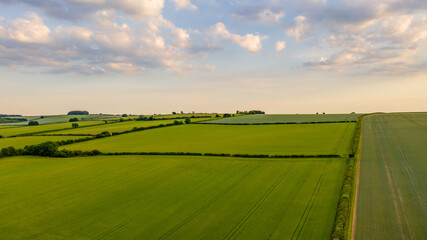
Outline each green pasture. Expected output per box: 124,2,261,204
62,123,356,155
206,114,361,124
0,136,90,149
0,155,345,240
355,113,427,239
44,119,176,135
0,121,103,137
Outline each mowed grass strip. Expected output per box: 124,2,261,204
0,155,345,240
0,121,103,137
355,113,427,240
61,123,356,155
205,114,361,124
0,136,90,149
45,119,177,135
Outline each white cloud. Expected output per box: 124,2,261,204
275,41,286,52
171,28,190,47
286,16,310,42
112,0,165,20
209,22,263,53
172,0,198,10
0,13,51,43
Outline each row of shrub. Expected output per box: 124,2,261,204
103,152,341,159
196,121,357,125
330,115,365,240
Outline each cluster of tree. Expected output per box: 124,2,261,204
0,142,102,159
72,123,79,128
122,114,128,117
28,120,39,126
223,114,232,117
236,110,265,114
67,110,89,115
69,118,79,122
136,115,155,121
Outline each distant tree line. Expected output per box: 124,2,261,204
0,114,22,117
0,118,28,123
28,120,39,126
67,111,89,115
69,118,79,122
236,110,265,114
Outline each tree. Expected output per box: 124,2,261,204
67,110,89,115
185,118,191,124
122,114,128,117
69,118,79,122
28,120,39,126
172,112,177,115
72,123,79,128
0,135,2,138
223,114,231,117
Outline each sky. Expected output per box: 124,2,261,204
0,0,426,115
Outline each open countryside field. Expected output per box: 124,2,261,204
0,136,90,149
44,119,177,135
354,113,427,239
0,121,103,137
205,114,361,124
62,123,356,155
0,155,345,240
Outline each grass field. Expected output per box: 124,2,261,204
205,114,361,124
61,123,355,155
44,120,177,135
0,155,345,240
0,136,90,149
0,121,103,137
354,113,427,239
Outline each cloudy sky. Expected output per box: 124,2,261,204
0,0,426,115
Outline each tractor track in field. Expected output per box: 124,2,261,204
222,163,296,240
375,117,415,240
332,122,351,155
93,160,209,240
398,114,427,132
290,159,331,240
157,164,261,240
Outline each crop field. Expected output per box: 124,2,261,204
44,119,177,135
354,113,427,239
205,114,361,124
61,123,356,155
0,155,345,240
0,121,103,137
0,136,90,149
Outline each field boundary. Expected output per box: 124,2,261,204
195,121,356,126
330,114,367,240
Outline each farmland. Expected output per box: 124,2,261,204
205,114,361,124
0,155,345,240
61,123,356,156
0,121,103,137
44,119,177,135
354,113,427,239
0,136,90,149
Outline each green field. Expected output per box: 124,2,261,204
354,113,427,239
0,136,89,149
0,121,103,137
44,120,177,135
0,155,345,240
62,123,355,155
206,114,361,124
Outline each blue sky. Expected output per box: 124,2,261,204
0,0,426,115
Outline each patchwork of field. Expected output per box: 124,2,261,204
0,121,103,137
44,119,177,135
0,136,90,149
0,155,345,240
354,113,427,239
205,114,361,124
62,123,356,155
